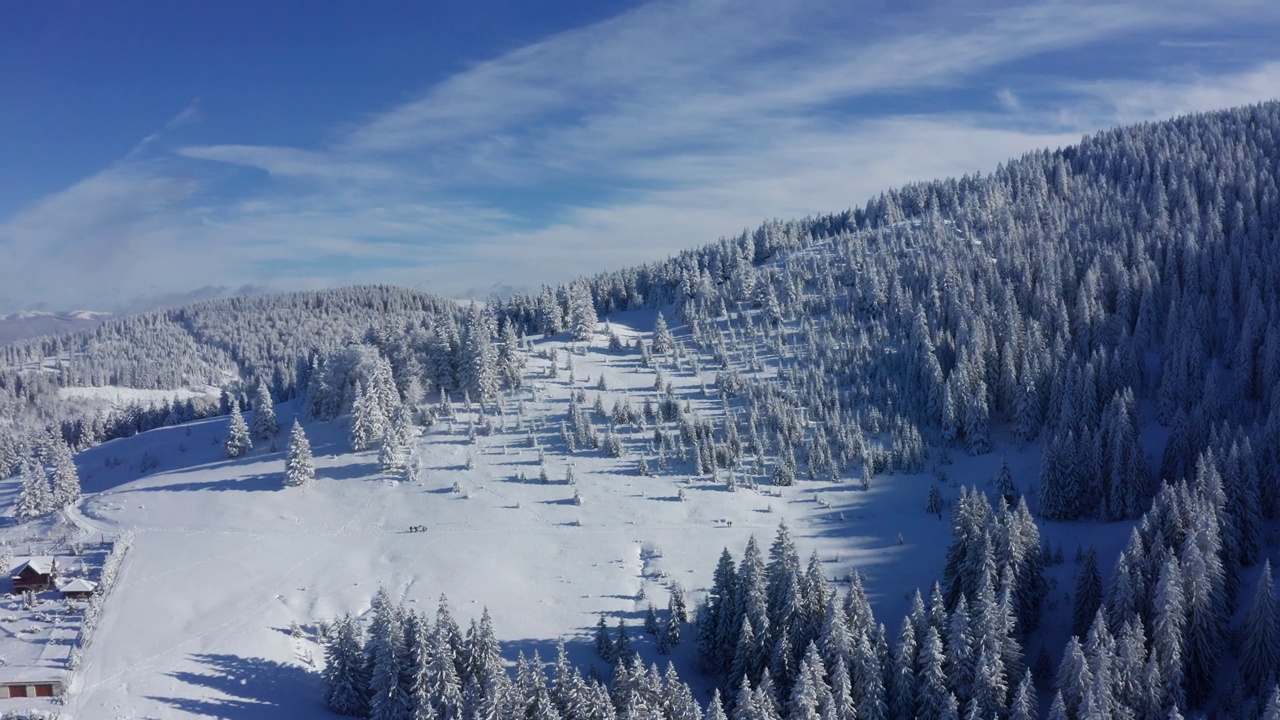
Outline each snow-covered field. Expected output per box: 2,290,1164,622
1,313,1121,718
57,386,222,407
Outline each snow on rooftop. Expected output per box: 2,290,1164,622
10,557,57,577
57,578,96,593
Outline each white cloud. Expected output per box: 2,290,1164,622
2,0,1280,312
997,89,1022,113
1064,61,1280,127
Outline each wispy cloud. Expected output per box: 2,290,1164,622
2,0,1279,312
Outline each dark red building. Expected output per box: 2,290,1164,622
10,558,57,593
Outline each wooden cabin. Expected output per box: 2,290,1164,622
58,578,97,600
10,557,57,593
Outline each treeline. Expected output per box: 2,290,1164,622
0,285,468,460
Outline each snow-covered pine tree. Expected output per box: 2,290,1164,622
993,457,1015,499
653,312,676,355
916,626,950,720
460,303,500,404
48,436,81,508
15,460,54,520
1241,560,1280,695
351,381,387,452
424,621,464,720
252,380,279,441
670,583,689,624
323,613,370,717
596,616,615,663
1151,555,1187,712
1072,547,1103,638
567,282,597,342
225,398,253,458
379,405,414,472
962,377,991,456
497,320,526,391
285,421,315,487
368,602,412,720
1265,686,1280,720
662,610,682,651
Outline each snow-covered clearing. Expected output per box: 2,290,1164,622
0,311,1120,718
56,386,221,408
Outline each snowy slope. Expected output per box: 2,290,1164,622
1,312,1064,718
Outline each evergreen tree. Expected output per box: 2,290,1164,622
323,613,370,717
852,629,888,720
284,420,315,487
460,303,501,403
369,604,412,720
404,612,432,720
1072,548,1103,638
596,617,616,661
48,437,81,508
1055,636,1090,720
614,619,634,666
917,626,950,720
963,379,991,456
252,380,279,441
380,405,415,472
1008,670,1035,720
1151,555,1186,713
707,689,729,720
1242,561,1280,695
425,622,464,720
993,457,1016,498
670,583,689,624
225,398,253,458
828,655,856,720
568,282,598,342
497,320,526,391
653,313,676,354
1264,686,1280,720
890,619,918,720
15,460,54,521
927,484,944,517
787,649,823,720
351,381,387,452
662,609,682,652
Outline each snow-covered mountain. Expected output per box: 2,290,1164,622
0,309,111,345
3,102,1280,718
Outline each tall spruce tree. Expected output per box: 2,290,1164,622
252,381,279,441
323,613,370,717
1242,561,1280,695
284,420,315,487
225,398,253,458
15,460,54,520
47,437,80,508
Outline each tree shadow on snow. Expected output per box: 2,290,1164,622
149,652,322,718
319,461,384,482
127,473,282,493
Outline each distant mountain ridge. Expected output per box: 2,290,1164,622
0,309,112,345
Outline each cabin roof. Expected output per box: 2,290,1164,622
11,557,56,577
58,578,97,593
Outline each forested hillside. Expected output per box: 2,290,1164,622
6,102,1280,719
496,101,1280,719
0,286,465,455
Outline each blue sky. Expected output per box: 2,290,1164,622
2,0,1279,313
